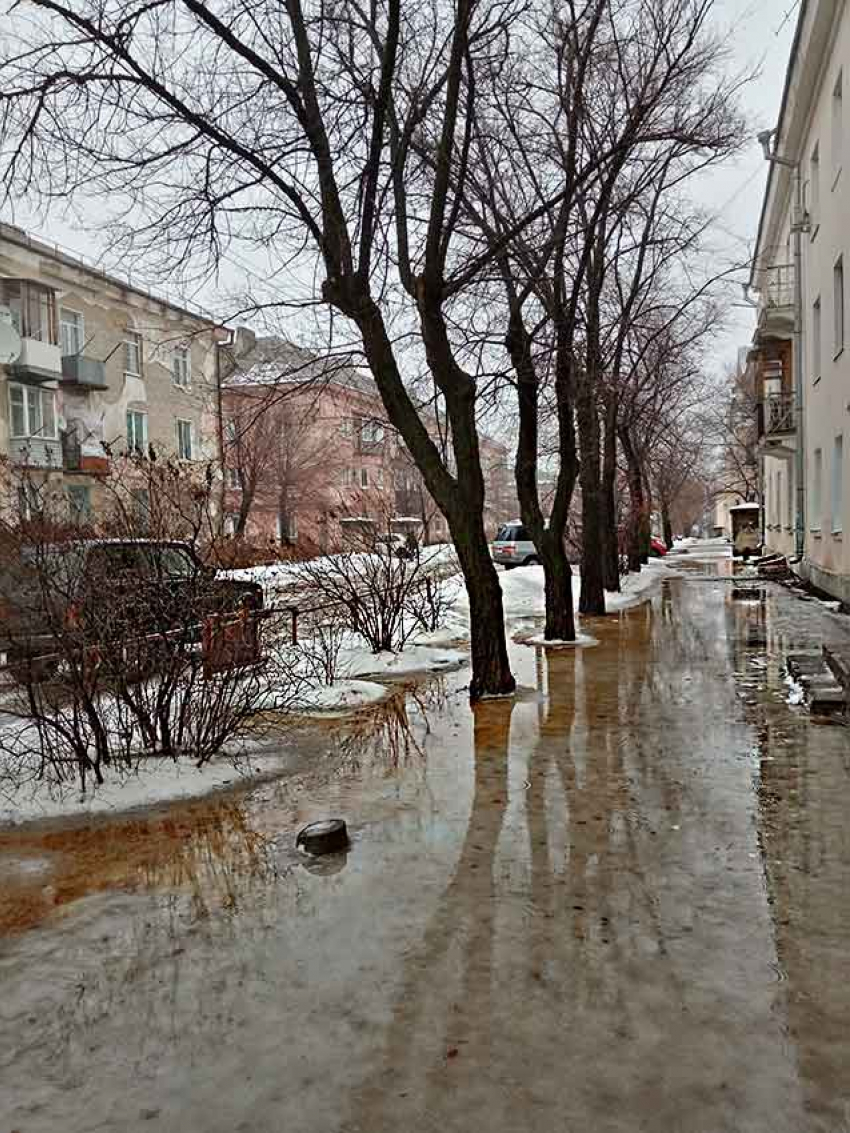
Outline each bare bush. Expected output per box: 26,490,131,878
0,462,302,797
297,532,452,654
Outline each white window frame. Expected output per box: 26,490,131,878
833,434,844,534
172,345,191,387
59,307,85,357
810,142,821,236
833,70,844,182
126,409,148,456
227,467,243,489
124,331,143,377
176,418,193,461
835,256,845,358
812,447,823,532
9,383,57,440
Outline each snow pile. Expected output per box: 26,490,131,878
426,559,674,641
0,750,284,826
221,544,456,605
341,643,466,678
522,632,599,648
254,675,390,714
784,673,806,707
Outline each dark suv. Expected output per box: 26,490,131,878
0,539,263,681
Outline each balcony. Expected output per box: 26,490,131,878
756,264,794,338
758,393,796,452
61,428,109,476
61,354,108,390
10,437,62,470
9,338,62,383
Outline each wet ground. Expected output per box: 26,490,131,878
4,550,850,1132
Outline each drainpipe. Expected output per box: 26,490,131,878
758,130,808,562
215,329,233,538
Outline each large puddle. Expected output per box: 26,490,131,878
3,559,850,1131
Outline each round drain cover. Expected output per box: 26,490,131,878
296,819,349,856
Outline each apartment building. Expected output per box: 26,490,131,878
751,0,850,600
221,336,514,550
0,223,227,524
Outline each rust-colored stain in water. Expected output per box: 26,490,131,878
0,798,273,937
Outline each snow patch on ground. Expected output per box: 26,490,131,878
343,644,467,678
0,751,284,827
522,632,600,648
428,559,674,641
256,676,390,714
784,673,807,707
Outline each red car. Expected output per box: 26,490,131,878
650,537,668,557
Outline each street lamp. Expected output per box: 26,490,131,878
757,127,808,561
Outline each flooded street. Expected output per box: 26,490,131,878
4,558,850,1132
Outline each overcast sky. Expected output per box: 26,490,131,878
3,0,798,380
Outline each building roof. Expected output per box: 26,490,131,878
0,221,227,331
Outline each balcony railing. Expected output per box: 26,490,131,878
61,354,108,390
758,392,795,438
762,263,794,309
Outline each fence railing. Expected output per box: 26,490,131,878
758,392,795,436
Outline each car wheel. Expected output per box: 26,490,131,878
525,556,540,566
296,819,350,856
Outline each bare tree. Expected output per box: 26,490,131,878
1,0,546,698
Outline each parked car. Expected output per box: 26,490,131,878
492,522,540,569
649,537,668,557
0,539,263,681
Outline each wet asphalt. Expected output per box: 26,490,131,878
3,550,850,1132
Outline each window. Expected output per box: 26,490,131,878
225,418,238,443
360,467,369,488
126,409,148,456
172,345,190,387
835,256,845,356
813,297,822,380
376,468,384,488
227,467,243,489
813,448,823,531
788,464,795,529
67,484,92,525
340,417,354,438
224,514,238,537
124,332,143,376
0,280,56,342
833,70,844,179
9,383,57,439
277,513,297,542
833,435,844,533
176,419,193,461
810,143,821,234
59,308,85,356
360,420,385,445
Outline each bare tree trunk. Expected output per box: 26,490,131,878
620,426,645,573
601,399,620,592
350,289,515,699
453,510,515,698
577,382,605,615
234,485,255,537
661,498,674,549
509,310,577,641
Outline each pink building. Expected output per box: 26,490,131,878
221,337,513,552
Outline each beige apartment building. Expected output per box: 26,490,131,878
0,222,226,524
752,0,850,600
